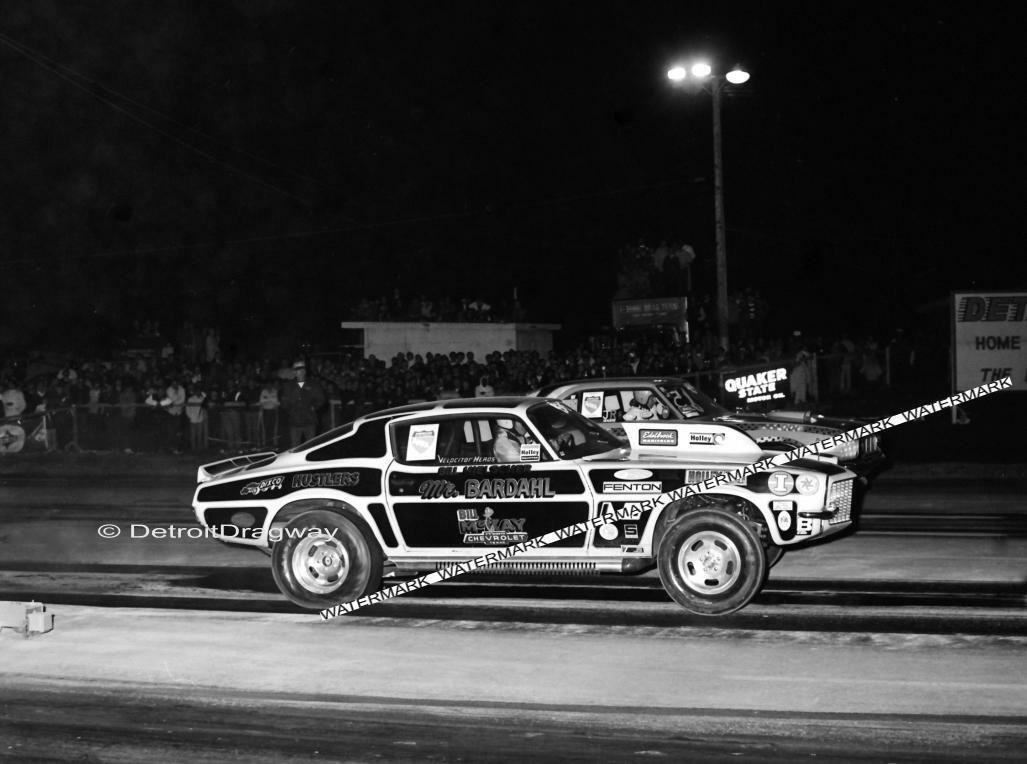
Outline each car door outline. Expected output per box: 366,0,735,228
384,412,595,555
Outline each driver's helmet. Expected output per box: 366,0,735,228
633,390,654,407
496,418,517,435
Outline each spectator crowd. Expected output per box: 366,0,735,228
0,316,917,456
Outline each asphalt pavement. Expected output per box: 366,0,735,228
2,456,1026,761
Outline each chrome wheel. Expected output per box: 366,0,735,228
291,532,352,594
676,530,741,595
271,508,383,609
656,508,765,615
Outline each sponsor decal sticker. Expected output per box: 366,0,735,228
407,423,439,461
795,475,820,495
519,443,541,462
418,477,555,500
689,431,726,446
613,468,653,480
685,469,728,484
638,429,678,446
581,391,604,419
438,455,497,465
457,507,528,545
797,516,816,535
419,479,460,499
598,523,619,540
291,471,360,489
602,481,662,493
768,472,795,494
239,476,284,496
466,477,554,499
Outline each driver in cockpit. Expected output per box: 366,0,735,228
623,390,669,421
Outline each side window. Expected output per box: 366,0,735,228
592,390,635,422
307,421,386,461
487,416,547,463
439,419,477,460
393,419,471,463
573,390,630,422
392,420,444,463
393,416,548,465
664,387,700,417
605,392,629,422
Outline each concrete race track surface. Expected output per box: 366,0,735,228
3,605,1027,761
5,604,1027,716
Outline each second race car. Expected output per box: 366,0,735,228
532,376,888,479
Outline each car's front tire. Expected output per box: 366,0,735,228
657,509,766,615
271,509,383,609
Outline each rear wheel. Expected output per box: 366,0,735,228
271,509,382,609
657,509,766,616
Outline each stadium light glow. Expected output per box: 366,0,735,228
726,66,750,84
665,54,751,353
691,61,712,78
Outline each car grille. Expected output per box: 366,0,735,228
859,435,880,457
441,560,598,575
827,479,854,524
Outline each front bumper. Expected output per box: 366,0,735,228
842,450,891,482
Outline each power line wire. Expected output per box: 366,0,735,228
0,31,314,207
0,30,324,189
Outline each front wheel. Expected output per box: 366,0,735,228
657,509,766,616
271,509,383,609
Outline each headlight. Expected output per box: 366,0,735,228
825,439,859,461
768,471,795,495
795,474,820,495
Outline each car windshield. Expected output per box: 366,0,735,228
527,400,628,460
657,381,729,418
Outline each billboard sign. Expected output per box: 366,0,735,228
720,363,790,408
952,292,1027,392
611,297,688,329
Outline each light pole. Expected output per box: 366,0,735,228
668,62,750,355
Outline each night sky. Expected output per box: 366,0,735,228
2,1,1024,352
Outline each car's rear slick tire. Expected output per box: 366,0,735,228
271,509,383,610
657,509,766,616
